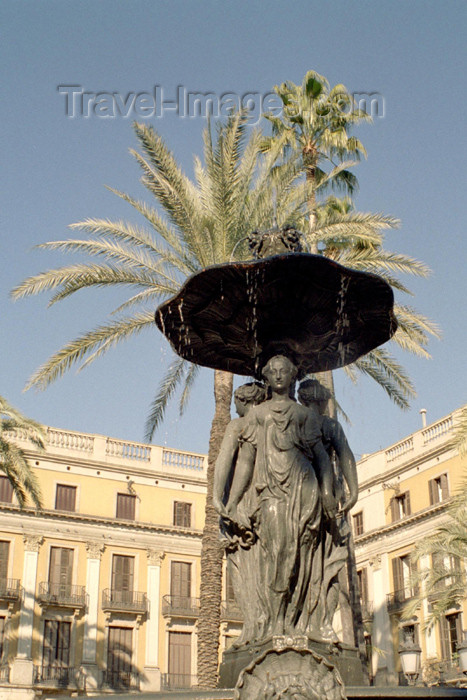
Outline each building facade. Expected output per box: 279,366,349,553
351,408,466,686
0,426,241,699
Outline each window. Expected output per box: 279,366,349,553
400,623,419,646
111,555,134,598
392,554,417,602
173,501,191,528
168,631,191,688
225,567,236,603
440,612,462,661
170,561,192,600
428,473,449,505
0,477,13,504
0,541,9,581
357,567,368,604
0,617,5,661
42,620,71,670
48,547,73,591
390,491,411,522
107,626,133,688
116,493,136,520
352,511,364,536
55,484,77,512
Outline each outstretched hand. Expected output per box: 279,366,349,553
321,489,338,520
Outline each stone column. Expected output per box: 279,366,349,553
421,554,437,660
10,534,43,686
370,553,395,685
81,541,105,690
142,549,164,692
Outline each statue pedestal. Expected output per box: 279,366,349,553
219,637,366,689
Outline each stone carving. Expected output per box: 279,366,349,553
235,647,346,700
147,549,165,566
23,534,44,552
85,541,105,559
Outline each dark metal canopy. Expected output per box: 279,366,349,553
155,253,397,378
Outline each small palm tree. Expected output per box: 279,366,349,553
0,395,43,508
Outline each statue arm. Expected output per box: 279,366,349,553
331,421,358,513
226,441,256,528
311,440,337,519
213,421,241,517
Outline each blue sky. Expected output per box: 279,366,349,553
1,0,466,458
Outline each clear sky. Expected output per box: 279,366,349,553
1,0,466,459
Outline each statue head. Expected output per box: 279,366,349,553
234,382,266,417
262,355,298,397
298,378,331,415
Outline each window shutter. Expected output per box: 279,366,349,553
168,631,191,681
57,622,71,666
390,497,399,522
404,492,411,516
174,502,191,528
171,562,191,598
43,620,58,666
392,557,404,593
55,485,76,512
439,616,451,660
0,477,13,504
0,616,5,660
428,479,437,506
0,541,9,581
226,568,235,602
440,474,449,501
116,494,136,520
49,548,73,587
112,555,134,593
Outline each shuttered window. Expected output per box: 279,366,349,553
352,511,364,536
225,567,235,603
170,561,191,599
428,473,449,505
440,613,462,660
0,477,13,504
107,626,132,674
173,502,192,528
48,547,73,587
390,492,411,522
43,620,71,668
168,631,191,687
55,484,77,512
392,555,417,599
0,617,5,660
0,541,9,581
116,493,136,520
357,567,368,603
112,555,134,593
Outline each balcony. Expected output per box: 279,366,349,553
221,599,243,622
34,665,81,688
386,587,418,612
0,665,10,683
0,578,21,602
103,669,140,690
38,582,87,609
162,595,200,619
102,589,148,615
161,673,198,690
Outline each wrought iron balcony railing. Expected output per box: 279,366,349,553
0,578,21,602
103,669,140,690
38,582,87,608
220,599,243,622
161,595,200,618
386,587,418,611
161,673,198,690
34,665,79,687
102,588,148,614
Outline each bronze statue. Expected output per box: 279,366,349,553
214,356,337,645
298,379,358,642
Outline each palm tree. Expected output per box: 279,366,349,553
11,112,307,687
0,395,44,508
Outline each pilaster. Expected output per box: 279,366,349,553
142,549,164,692
81,541,105,690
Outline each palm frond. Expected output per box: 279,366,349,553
144,356,191,441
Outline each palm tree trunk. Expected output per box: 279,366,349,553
305,163,318,253
197,369,233,688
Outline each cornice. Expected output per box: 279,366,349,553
354,499,450,546
358,442,456,491
0,503,203,540
19,448,207,488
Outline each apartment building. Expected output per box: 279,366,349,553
0,425,241,699
351,408,466,686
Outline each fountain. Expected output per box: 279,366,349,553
155,229,461,699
